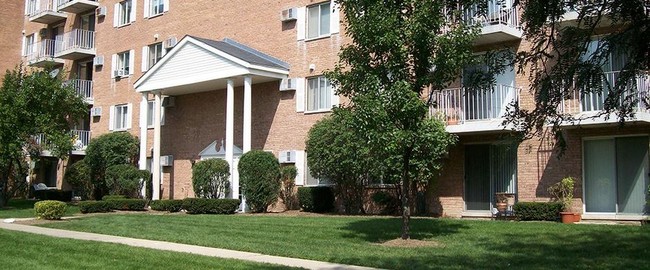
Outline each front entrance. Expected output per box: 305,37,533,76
584,136,649,214
465,142,518,211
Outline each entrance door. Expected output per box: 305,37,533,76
584,136,649,214
465,143,518,211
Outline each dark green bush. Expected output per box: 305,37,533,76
238,150,281,212
297,186,335,213
192,159,230,199
182,198,240,214
371,190,400,215
101,195,126,200
85,132,140,198
105,164,149,198
34,200,67,220
280,166,298,210
514,202,563,221
64,160,93,200
34,190,73,202
150,200,184,212
79,201,112,213
106,199,147,211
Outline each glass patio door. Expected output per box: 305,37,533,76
465,143,518,211
584,136,649,214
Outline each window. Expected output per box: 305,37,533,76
113,104,130,130
23,34,35,56
148,43,163,68
305,161,331,186
146,100,165,128
116,0,133,26
306,76,332,112
150,0,165,16
307,2,331,39
116,50,130,75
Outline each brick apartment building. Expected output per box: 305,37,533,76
7,0,649,219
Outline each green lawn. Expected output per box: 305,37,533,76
40,214,650,269
0,199,79,218
0,229,295,269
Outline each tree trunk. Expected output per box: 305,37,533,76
401,147,413,240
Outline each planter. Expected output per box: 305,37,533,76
573,213,582,222
560,212,575,224
496,202,508,213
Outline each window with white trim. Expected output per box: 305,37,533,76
306,76,332,112
117,0,133,26
148,43,163,69
117,50,130,75
23,34,35,56
307,2,331,39
146,100,165,128
305,160,331,186
149,0,165,16
114,104,130,130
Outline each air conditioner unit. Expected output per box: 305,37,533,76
113,69,125,78
161,155,173,167
93,55,104,66
164,36,177,49
279,78,297,91
95,6,107,17
281,7,298,22
278,150,296,163
38,28,48,37
90,107,102,117
162,96,175,107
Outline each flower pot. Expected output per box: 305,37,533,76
560,212,574,224
496,202,508,213
573,213,582,222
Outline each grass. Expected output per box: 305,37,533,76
0,199,79,218
40,214,650,269
0,229,296,269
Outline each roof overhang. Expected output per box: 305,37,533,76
134,36,289,95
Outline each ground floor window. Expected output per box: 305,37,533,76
584,136,649,214
464,142,518,211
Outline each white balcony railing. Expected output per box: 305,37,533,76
25,39,57,63
66,79,93,103
560,71,650,115
430,84,520,125
26,0,57,17
33,129,90,152
55,29,95,53
464,1,521,30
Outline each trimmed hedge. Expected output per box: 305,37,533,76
34,190,73,202
34,200,67,220
238,150,281,212
79,201,112,214
181,198,240,214
107,199,147,211
150,200,184,212
101,195,126,200
297,186,335,213
514,202,564,221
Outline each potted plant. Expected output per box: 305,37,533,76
548,176,580,223
495,192,508,214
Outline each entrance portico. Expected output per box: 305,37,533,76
134,36,289,202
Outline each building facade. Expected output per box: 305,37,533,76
13,0,649,219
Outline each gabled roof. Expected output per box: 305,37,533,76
189,36,290,70
199,139,243,159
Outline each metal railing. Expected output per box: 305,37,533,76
429,84,520,125
560,71,649,114
66,79,93,102
26,0,58,17
464,0,521,30
55,29,95,53
33,129,91,151
24,39,57,63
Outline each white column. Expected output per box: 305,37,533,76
225,79,235,198
152,92,162,200
138,93,148,198
243,76,252,153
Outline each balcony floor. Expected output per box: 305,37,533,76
28,57,65,68
58,0,100,14
474,25,523,46
29,12,67,24
559,111,650,127
55,49,96,60
446,118,517,134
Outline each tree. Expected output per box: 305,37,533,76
84,132,140,199
192,159,230,199
329,1,472,239
64,160,93,200
0,65,87,206
238,150,281,213
507,0,649,138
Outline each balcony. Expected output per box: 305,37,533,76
66,79,94,104
429,84,520,133
33,129,91,156
24,40,65,67
26,0,67,24
461,1,523,46
57,0,99,14
560,71,650,125
55,29,96,60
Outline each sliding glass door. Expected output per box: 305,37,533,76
465,143,518,211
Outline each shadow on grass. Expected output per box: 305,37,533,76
341,217,468,242
0,199,36,210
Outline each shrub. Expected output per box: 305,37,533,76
297,186,335,213
192,159,230,199
548,176,576,212
85,132,140,198
34,200,67,220
182,198,240,214
106,199,147,211
34,190,73,202
238,150,281,212
280,166,298,210
105,164,149,198
101,195,126,200
150,200,184,212
371,190,400,215
79,201,112,214
513,202,563,221
64,160,93,200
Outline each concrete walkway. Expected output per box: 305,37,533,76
0,222,380,270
